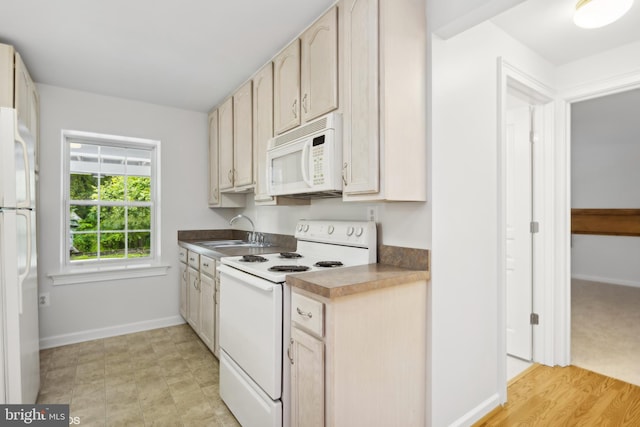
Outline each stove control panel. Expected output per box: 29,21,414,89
295,220,376,248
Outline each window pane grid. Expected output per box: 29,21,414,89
66,134,156,265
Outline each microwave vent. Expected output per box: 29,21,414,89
272,117,329,148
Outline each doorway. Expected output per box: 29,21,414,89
498,59,555,394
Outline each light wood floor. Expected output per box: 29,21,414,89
475,364,640,426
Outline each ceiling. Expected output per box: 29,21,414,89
2,0,640,113
491,0,640,65
0,0,334,112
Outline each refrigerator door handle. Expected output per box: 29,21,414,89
16,210,32,315
14,115,31,209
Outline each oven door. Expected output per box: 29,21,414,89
219,264,283,399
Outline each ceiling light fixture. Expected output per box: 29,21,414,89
574,0,634,28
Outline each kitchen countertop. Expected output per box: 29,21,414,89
286,263,430,299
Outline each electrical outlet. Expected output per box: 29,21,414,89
367,206,378,222
39,293,50,307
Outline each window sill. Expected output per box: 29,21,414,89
48,264,170,286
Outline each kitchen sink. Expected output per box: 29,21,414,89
195,240,273,249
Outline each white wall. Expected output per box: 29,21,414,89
430,21,555,426
571,89,640,287
37,84,230,347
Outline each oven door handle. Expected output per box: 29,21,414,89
218,264,275,292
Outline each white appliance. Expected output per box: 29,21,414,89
0,107,39,404
218,220,376,427
267,112,342,198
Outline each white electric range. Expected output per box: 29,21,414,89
217,220,377,427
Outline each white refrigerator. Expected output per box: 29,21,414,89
0,107,39,403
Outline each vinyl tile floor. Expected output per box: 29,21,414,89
37,324,241,427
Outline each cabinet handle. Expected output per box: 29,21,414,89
194,278,200,291
203,262,209,267
287,338,294,364
292,99,298,119
302,93,308,114
296,307,313,319
342,162,348,187
212,188,218,201
228,169,233,183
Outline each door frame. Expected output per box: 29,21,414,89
554,70,640,369
497,58,555,403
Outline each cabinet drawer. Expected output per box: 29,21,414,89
187,251,200,269
200,255,216,277
178,246,188,263
291,292,324,337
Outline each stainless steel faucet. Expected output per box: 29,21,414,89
229,214,256,243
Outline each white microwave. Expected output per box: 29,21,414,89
267,112,342,198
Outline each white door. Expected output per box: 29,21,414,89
505,97,533,360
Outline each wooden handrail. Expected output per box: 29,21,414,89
571,209,640,237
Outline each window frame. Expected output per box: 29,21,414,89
59,129,162,274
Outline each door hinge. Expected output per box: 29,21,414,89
530,221,539,234
530,313,539,325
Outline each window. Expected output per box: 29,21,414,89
60,130,161,273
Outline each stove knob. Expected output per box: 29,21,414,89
346,226,354,236
297,224,304,232
355,227,364,237
327,225,334,235
303,224,310,232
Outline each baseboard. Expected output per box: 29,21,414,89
572,274,640,288
39,315,186,349
448,393,501,427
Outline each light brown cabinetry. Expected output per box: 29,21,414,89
218,97,234,192
290,278,427,427
1,43,40,170
300,6,338,123
274,6,338,136
232,81,253,189
198,256,216,351
208,108,245,208
274,40,301,135
178,247,188,319
341,0,426,201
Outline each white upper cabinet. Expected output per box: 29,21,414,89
218,97,234,192
342,0,426,202
232,80,253,190
300,6,338,123
274,40,301,135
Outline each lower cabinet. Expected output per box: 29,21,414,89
199,256,216,352
289,279,427,427
290,326,324,427
179,246,218,356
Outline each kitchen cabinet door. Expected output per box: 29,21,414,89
208,110,220,206
342,0,426,201
179,261,188,320
187,266,200,330
290,326,324,427
343,0,380,195
199,272,215,352
253,62,275,203
274,40,301,135
214,272,220,358
218,97,234,192
232,81,253,189
301,6,338,123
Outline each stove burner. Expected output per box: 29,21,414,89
240,255,268,263
280,252,302,259
268,265,310,272
314,261,344,268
